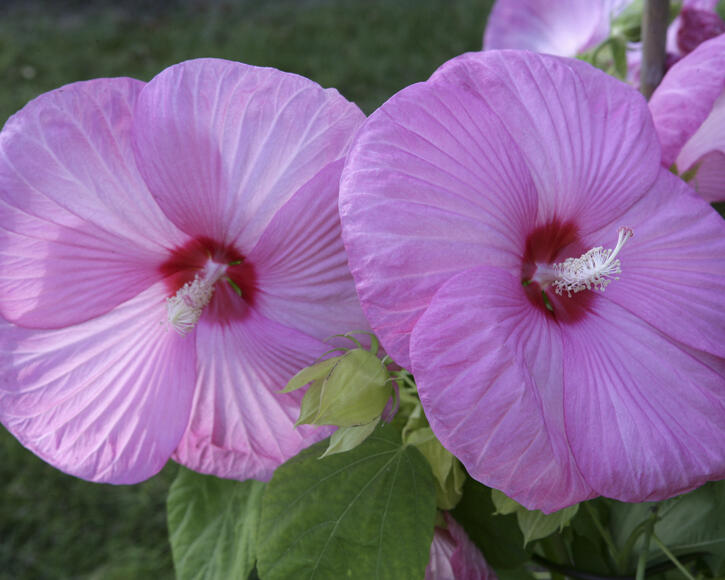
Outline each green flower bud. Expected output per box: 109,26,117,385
284,348,392,428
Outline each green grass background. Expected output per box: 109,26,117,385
0,1,492,577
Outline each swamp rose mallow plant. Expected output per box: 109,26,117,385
339,49,725,512
0,58,368,484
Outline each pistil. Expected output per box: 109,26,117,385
166,261,228,335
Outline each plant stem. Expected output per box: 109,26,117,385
640,0,670,98
650,534,697,580
634,512,656,580
584,502,620,571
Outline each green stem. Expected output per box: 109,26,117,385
634,511,657,580
650,534,697,580
584,502,620,571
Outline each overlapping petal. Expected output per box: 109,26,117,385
484,0,630,56
562,297,725,501
249,159,369,340
172,306,333,481
649,34,725,171
584,170,725,358
430,52,661,233
340,72,538,368
427,512,495,580
411,267,594,512
0,78,183,328
0,283,196,483
132,58,365,250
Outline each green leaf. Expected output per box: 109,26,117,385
491,488,521,516
451,479,529,570
282,356,341,393
319,419,379,458
611,482,725,573
490,488,578,546
516,504,579,546
257,425,436,579
167,468,265,580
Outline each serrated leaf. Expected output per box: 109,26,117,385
257,425,436,580
167,468,265,580
516,504,579,546
451,479,529,570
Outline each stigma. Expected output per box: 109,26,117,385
552,227,634,297
166,261,228,335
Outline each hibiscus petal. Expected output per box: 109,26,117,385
430,51,661,234
0,78,182,328
584,170,725,358
562,296,725,502
172,307,333,481
410,266,593,512
132,58,364,250
248,159,369,340
339,75,538,368
0,283,196,483
484,0,613,56
677,91,725,202
649,34,725,168
427,513,494,580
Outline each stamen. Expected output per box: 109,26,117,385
552,227,633,297
166,276,215,335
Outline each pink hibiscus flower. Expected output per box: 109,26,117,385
339,50,725,512
0,58,368,484
649,33,725,202
483,0,632,56
426,513,495,580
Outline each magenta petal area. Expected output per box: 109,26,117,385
584,170,725,358
649,34,725,168
0,78,182,329
172,308,333,482
430,51,661,234
340,73,539,369
0,283,196,483
411,267,594,512
132,58,364,249
562,297,725,502
426,513,495,580
249,159,369,340
484,0,615,56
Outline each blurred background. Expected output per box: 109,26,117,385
0,0,492,577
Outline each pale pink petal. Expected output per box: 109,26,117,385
427,513,495,580
172,306,333,481
677,91,725,201
430,52,661,235
583,170,725,358
650,34,725,167
562,296,725,502
484,0,615,56
689,149,725,202
340,72,538,368
0,78,183,328
132,58,364,250
0,283,196,483
411,267,594,512
249,159,369,340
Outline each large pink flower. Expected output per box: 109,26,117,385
0,58,368,484
339,50,725,512
426,513,495,580
649,33,725,202
484,0,632,56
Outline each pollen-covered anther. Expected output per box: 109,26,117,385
553,226,634,297
166,276,215,335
